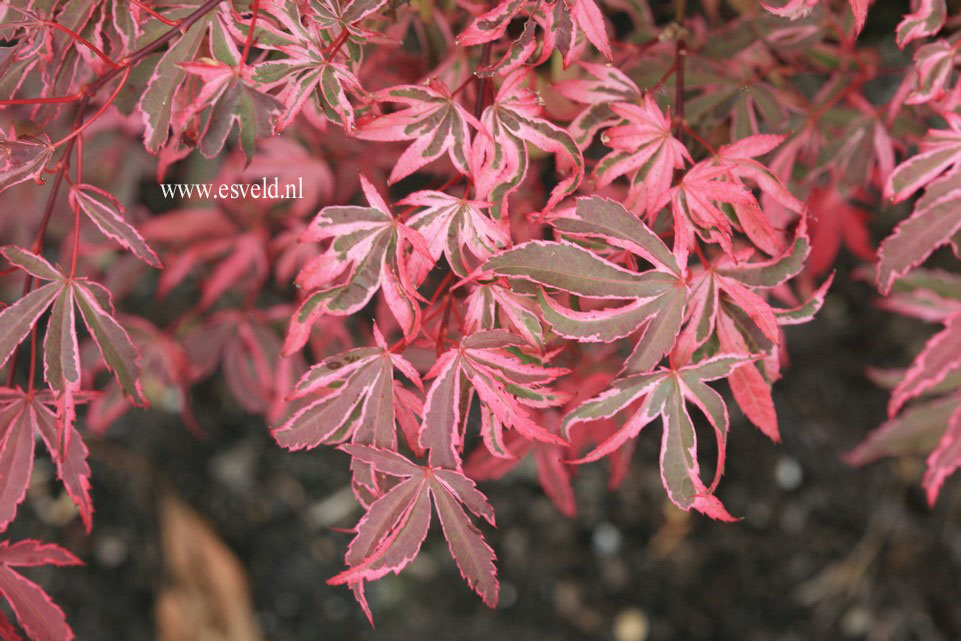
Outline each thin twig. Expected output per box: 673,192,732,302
474,42,493,120
674,38,686,142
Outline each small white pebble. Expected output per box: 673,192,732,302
592,522,622,557
775,456,803,491
95,534,129,568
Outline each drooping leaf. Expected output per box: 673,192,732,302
72,281,146,406
0,388,94,533
921,402,961,504
845,395,960,466
564,355,748,520
273,344,422,451
0,539,82,641
329,445,498,620
420,331,567,469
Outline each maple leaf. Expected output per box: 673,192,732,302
0,539,82,641
182,307,305,423
0,246,146,406
905,34,961,105
814,95,896,193
675,230,819,440
487,197,686,374
472,68,584,216
885,115,961,204
896,0,946,49
309,0,390,38
273,331,423,452
177,60,281,164
876,267,961,323
0,130,53,195
463,279,545,351
920,400,961,504
457,0,611,73
0,387,94,533
760,0,819,21
554,62,642,150
847,359,961,507
252,0,365,132
354,80,483,183
762,0,869,37
419,330,568,469
667,135,802,265
845,394,961,468
847,270,961,504
889,314,961,418
329,445,498,622
594,95,691,217
564,354,752,521
139,8,238,153
397,190,509,282
463,371,621,517
284,176,428,353
67,184,162,268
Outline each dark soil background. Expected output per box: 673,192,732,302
6,263,961,641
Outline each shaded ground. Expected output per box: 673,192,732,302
6,257,961,641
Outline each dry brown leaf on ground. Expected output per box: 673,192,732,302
156,494,263,641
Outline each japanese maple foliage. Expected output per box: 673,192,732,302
0,0,959,635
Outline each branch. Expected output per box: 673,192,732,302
4,0,225,388
90,0,224,94
674,38,686,141
474,42,493,120
673,0,687,141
